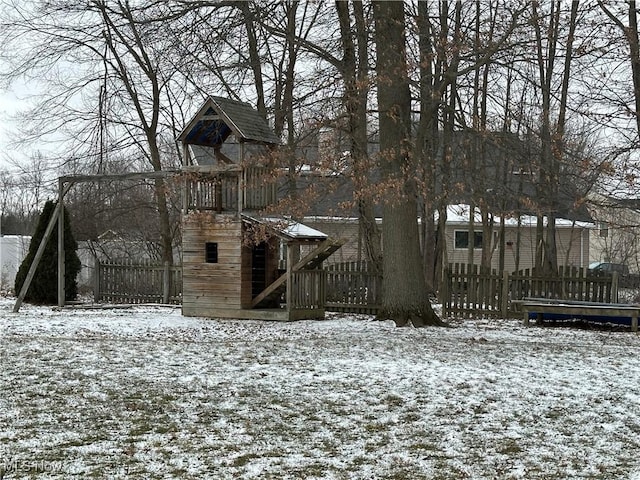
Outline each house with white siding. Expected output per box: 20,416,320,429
0,235,31,291
443,204,593,273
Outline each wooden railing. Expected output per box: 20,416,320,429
243,167,277,210
184,166,276,212
290,270,326,309
186,175,238,212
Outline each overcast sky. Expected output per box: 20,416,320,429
0,89,16,162
0,86,25,167
0,77,45,169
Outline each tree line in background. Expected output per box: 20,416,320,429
1,1,640,325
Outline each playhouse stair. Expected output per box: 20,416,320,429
251,238,345,308
301,239,344,270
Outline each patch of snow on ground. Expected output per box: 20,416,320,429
2,297,640,479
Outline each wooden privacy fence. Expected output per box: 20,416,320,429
511,267,618,304
290,270,326,309
94,259,381,312
95,259,182,304
325,261,382,314
442,263,620,319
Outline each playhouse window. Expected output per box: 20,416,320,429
454,231,483,249
205,242,218,263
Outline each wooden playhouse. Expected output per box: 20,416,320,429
178,96,343,320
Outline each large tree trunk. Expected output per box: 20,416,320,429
373,1,442,327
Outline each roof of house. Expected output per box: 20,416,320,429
178,96,281,147
445,204,595,229
285,129,593,223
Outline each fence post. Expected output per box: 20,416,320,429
441,266,449,318
94,260,101,303
612,271,619,303
501,270,509,318
163,261,170,304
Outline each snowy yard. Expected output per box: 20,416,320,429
2,297,640,479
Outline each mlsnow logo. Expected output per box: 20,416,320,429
1,458,65,475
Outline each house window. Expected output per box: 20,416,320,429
205,242,218,263
454,231,483,249
599,223,608,238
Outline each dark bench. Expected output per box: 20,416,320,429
521,298,640,332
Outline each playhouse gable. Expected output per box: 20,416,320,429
178,96,280,147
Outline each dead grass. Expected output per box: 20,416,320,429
1,304,640,479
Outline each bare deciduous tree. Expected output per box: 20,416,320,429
0,1,188,263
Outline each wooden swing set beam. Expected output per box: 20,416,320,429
13,170,179,313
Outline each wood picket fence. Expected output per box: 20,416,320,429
94,259,381,312
95,259,182,304
442,263,620,318
324,260,382,314
94,259,620,319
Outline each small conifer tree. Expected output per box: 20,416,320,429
14,200,82,304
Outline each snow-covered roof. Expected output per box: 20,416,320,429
242,215,328,241
304,207,595,229
277,220,328,239
445,204,595,229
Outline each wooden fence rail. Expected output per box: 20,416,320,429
95,260,182,304
442,263,619,318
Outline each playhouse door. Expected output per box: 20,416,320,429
251,242,268,298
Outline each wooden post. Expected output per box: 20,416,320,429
163,260,170,304
286,244,294,313
215,178,223,213
632,313,638,333
58,178,66,308
238,143,245,215
440,266,449,318
94,259,101,303
501,270,510,319
181,172,188,214
238,170,244,215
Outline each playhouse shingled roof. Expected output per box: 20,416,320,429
178,97,281,147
